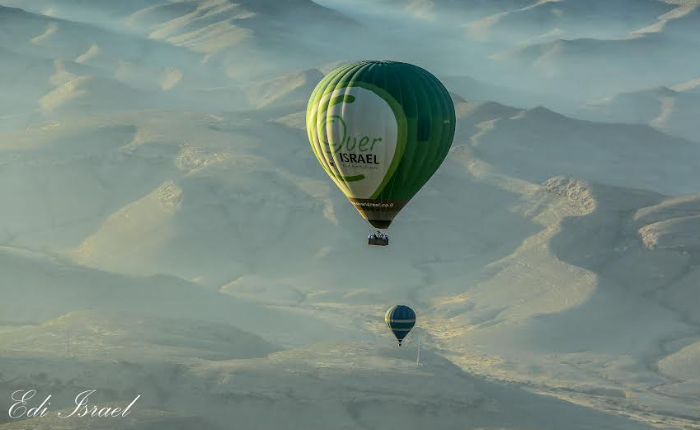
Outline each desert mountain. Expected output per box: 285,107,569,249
490,1,700,99
460,102,700,195
0,333,663,430
465,0,672,43
0,246,355,347
0,310,278,362
2,0,356,81
1,1,699,429
577,85,700,142
0,407,217,430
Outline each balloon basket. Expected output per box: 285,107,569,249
368,237,389,246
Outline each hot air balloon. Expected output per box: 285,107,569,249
385,305,416,346
306,61,455,244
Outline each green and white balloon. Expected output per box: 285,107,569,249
306,60,456,229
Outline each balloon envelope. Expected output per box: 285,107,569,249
306,60,456,229
385,304,416,345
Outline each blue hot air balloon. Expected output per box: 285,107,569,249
385,305,416,346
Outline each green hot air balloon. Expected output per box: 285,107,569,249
385,305,416,346
306,60,456,232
